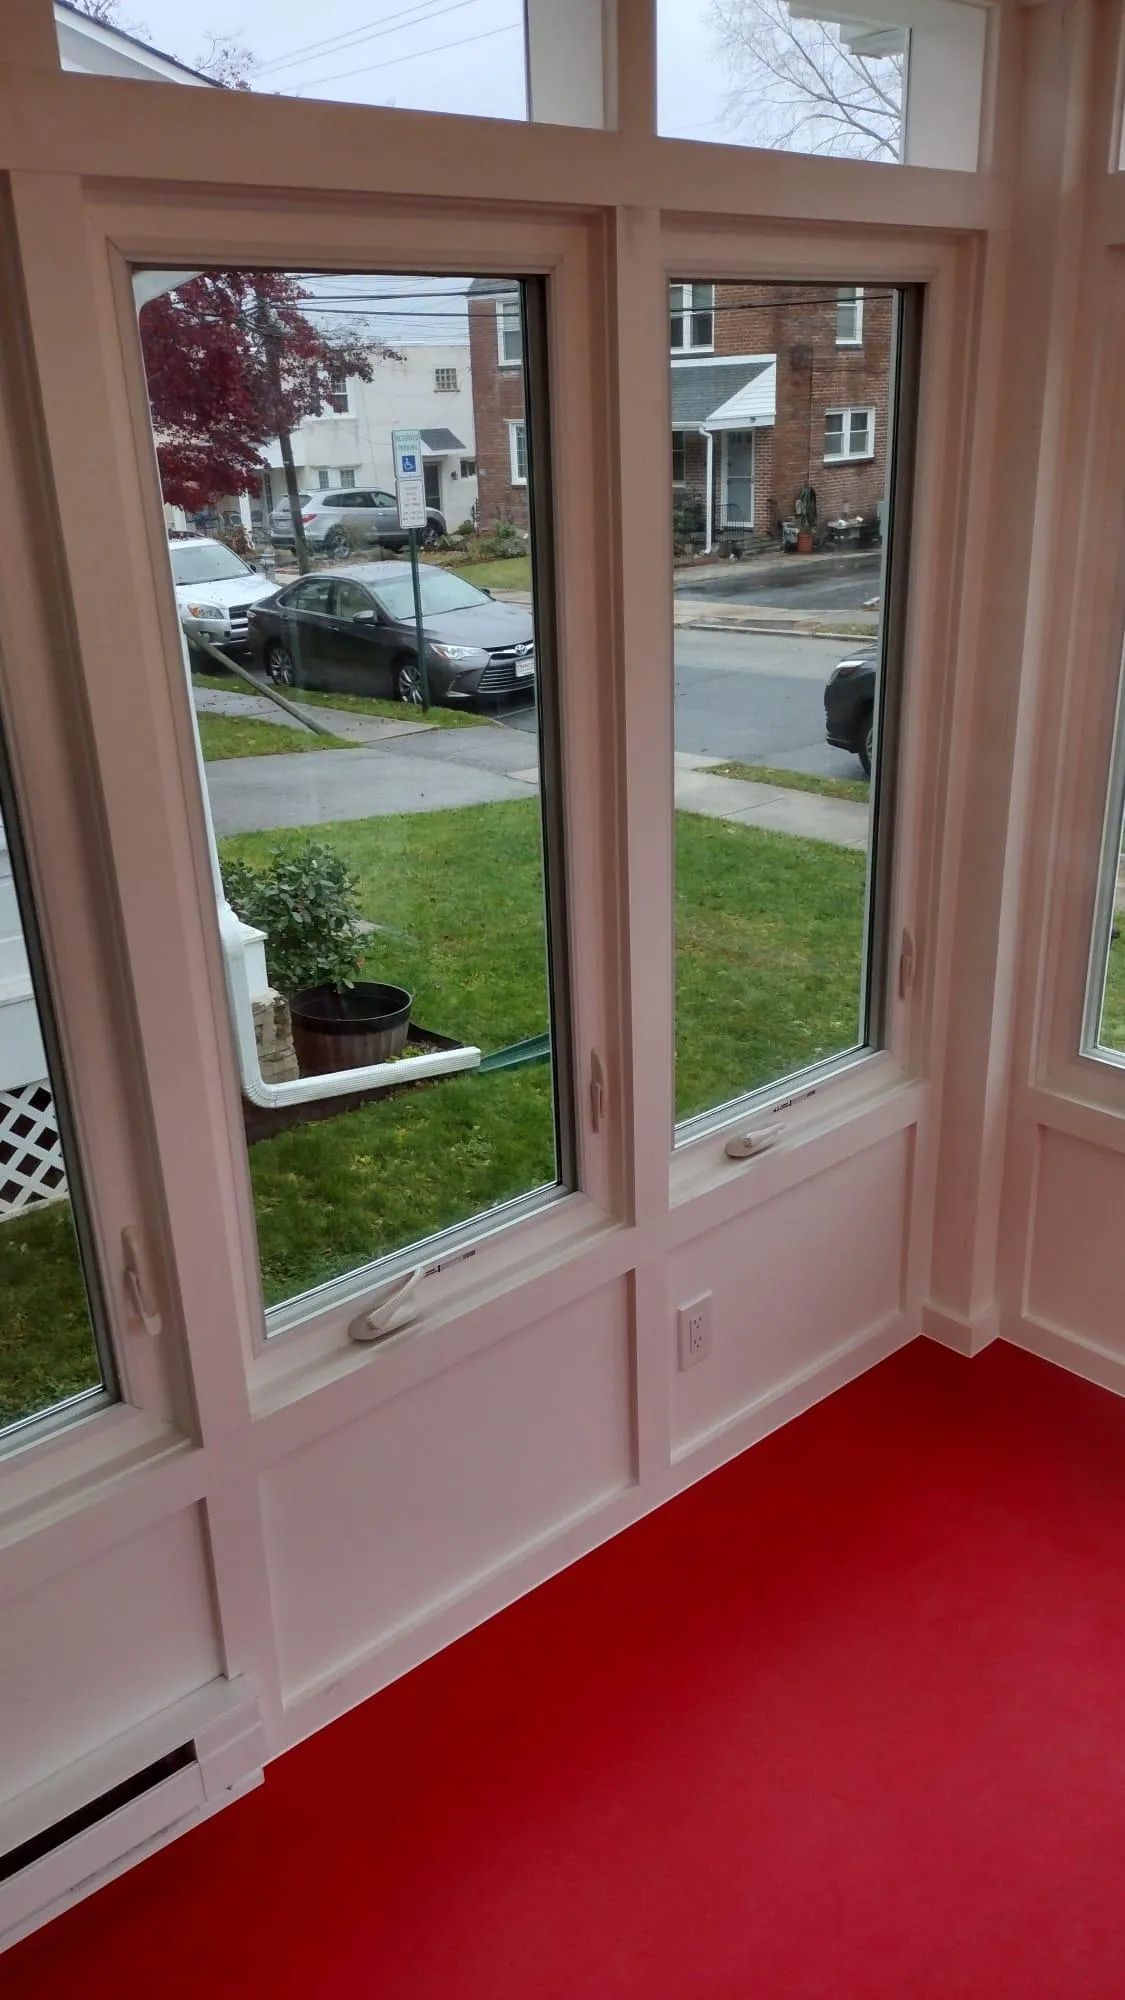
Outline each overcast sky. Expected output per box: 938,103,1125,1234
105,0,732,137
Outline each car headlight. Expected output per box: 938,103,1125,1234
430,643,486,662
183,602,225,620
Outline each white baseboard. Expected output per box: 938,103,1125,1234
1005,1312,1125,1399
922,1300,1000,1357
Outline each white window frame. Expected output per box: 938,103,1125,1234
824,405,876,462
338,466,357,487
325,370,350,415
496,296,522,367
508,418,528,485
460,456,477,478
670,282,715,354
836,285,864,346
316,467,331,489
434,365,458,392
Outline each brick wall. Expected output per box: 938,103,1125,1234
673,283,892,540
467,290,529,532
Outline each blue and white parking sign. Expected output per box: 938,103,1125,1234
401,453,418,473
391,427,424,482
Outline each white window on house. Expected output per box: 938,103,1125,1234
434,366,459,392
496,296,522,366
672,430,687,484
460,457,477,478
339,467,357,486
509,420,528,485
836,287,864,345
670,283,715,353
824,407,875,462
317,468,331,489
326,371,349,413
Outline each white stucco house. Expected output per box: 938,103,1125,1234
261,344,479,531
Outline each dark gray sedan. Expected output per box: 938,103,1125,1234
247,562,536,709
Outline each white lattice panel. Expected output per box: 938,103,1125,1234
0,1082,68,1217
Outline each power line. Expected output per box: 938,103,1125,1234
257,0,486,79
294,16,522,91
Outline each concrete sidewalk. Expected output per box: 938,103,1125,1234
672,754,869,851
489,587,877,645
194,684,437,746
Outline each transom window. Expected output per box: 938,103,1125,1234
825,407,875,462
836,287,864,345
670,283,715,353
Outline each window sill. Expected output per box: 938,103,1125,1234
247,1188,627,1426
824,451,875,464
670,346,715,358
835,339,864,349
0,1400,194,1552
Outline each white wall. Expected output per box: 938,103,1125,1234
266,346,478,525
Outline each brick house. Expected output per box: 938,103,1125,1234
468,276,891,551
467,277,529,533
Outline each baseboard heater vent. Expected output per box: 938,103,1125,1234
0,1676,264,1954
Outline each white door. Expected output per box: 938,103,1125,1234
723,428,755,528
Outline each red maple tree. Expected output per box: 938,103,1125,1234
139,272,389,559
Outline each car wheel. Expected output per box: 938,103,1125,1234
857,708,874,779
266,641,295,687
395,657,424,706
420,523,441,549
324,528,349,560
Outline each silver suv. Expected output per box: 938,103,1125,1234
269,487,446,557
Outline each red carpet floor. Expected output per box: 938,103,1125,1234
9,1337,1125,1998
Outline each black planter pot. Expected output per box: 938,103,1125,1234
289,982,412,1076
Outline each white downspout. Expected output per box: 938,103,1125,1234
703,428,714,553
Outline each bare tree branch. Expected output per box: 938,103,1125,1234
706,0,903,161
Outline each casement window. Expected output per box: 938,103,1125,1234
326,371,349,414
671,282,910,1138
496,297,522,366
825,407,876,462
669,282,715,352
434,366,459,392
836,286,864,345
131,271,568,1331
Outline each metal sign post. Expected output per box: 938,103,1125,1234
391,428,431,711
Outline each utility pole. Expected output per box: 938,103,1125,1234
253,285,312,575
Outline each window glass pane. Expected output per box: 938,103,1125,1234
136,269,561,1322
0,789,109,1438
58,2,529,120
1086,642,1125,1059
670,278,901,1133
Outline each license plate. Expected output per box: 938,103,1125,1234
515,657,534,678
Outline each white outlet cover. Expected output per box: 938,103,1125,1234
677,1293,712,1370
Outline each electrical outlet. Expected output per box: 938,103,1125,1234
677,1293,712,1370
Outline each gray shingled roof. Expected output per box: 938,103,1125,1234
671,360,770,426
420,428,466,453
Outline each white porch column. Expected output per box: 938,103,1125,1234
524,0,656,132
703,430,714,554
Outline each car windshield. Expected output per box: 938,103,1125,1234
373,570,490,621
170,543,254,585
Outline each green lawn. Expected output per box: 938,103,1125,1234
191,670,485,730
197,713,351,761
1,804,868,1404
709,762,870,804
442,556,532,594
0,1202,102,1431
1099,928,1125,1048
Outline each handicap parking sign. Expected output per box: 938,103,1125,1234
401,453,418,473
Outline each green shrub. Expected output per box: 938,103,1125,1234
222,839,366,996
